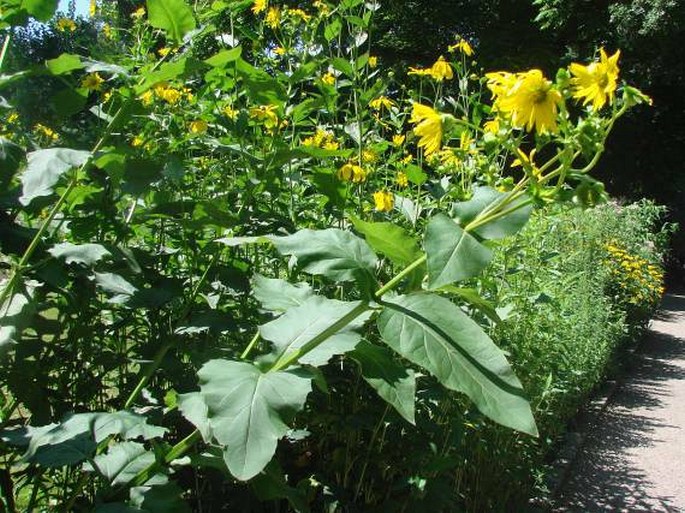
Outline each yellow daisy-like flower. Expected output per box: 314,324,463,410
249,104,279,128
157,47,172,58
449,39,474,57
321,72,336,86
139,90,154,106
313,0,330,15
338,163,367,183
362,149,378,163
252,0,267,15
288,8,312,23
373,191,394,212
34,123,58,141
7,112,19,124
408,66,433,78
393,134,405,147
265,7,280,29
223,106,239,120
430,56,453,81
483,119,500,134
489,69,562,134
274,46,286,56
409,103,443,156
368,56,378,68
102,23,114,39
396,171,409,187
189,120,208,134
157,86,182,105
56,18,76,32
81,72,104,91
131,7,145,19
369,96,395,111
89,0,97,17
569,48,621,111
131,135,145,147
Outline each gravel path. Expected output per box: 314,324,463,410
553,293,685,512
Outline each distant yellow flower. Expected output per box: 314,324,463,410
132,135,145,147
302,129,338,150
81,72,104,91
288,8,312,23
56,18,76,32
157,47,172,58
483,119,500,134
252,0,267,14
392,134,405,146
369,96,395,111
7,112,19,124
362,149,378,163
338,163,367,183
396,171,408,187
313,0,330,14
89,0,97,17
408,66,433,78
265,7,280,29
368,56,378,68
321,72,336,86
34,123,58,141
102,91,112,103
131,7,146,19
569,48,621,111
139,90,154,106
156,86,182,105
102,23,113,39
430,56,453,81
223,106,239,120
274,46,286,56
409,103,443,156
488,69,562,134
189,120,208,134
249,104,279,128
449,39,474,57
373,191,394,212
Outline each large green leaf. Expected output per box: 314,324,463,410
272,228,378,287
350,216,422,267
49,242,111,266
194,360,311,480
350,341,416,424
452,186,532,240
259,296,370,367
424,213,493,290
377,293,538,435
146,0,196,43
19,148,90,206
130,479,190,513
252,274,314,313
0,279,37,352
46,53,84,75
22,0,58,21
204,47,242,67
87,442,155,485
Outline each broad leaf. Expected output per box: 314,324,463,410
0,279,38,351
49,242,111,266
377,293,538,435
130,479,190,513
252,275,314,313
441,286,502,324
425,213,492,290
22,0,58,21
204,47,242,67
195,360,312,480
146,0,196,43
87,441,155,485
94,272,137,304
46,53,84,75
19,148,90,205
272,228,378,287
177,392,211,441
452,186,532,240
351,341,416,424
350,216,422,267
259,296,369,367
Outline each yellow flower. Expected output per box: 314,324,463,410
569,48,621,111
338,163,367,183
302,129,339,150
288,8,312,23
34,123,58,141
89,0,97,17
409,103,443,156
321,72,336,86
430,56,453,81
368,56,378,68
483,119,500,134
449,38,474,57
81,72,104,91
488,69,562,134
252,0,267,15
189,120,208,134
132,135,145,147
139,90,154,106
102,23,113,39
131,7,146,19
369,96,395,111
249,104,279,128
7,112,19,124
274,46,286,56
56,18,76,32
313,0,330,14
265,7,280,29
373,191,394,212
396,171,409,187
408,66,433,78
223,106,239,120
157,47,172,58
393,134,405,147
362,149,378,163
157,87,182,105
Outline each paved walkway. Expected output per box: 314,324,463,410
553,292,685,512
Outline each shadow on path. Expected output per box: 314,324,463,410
553,294,685,512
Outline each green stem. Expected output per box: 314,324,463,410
240,332,260,360
0,34,10,71
374,255,427,299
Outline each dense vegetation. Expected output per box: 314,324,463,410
0,0,671,511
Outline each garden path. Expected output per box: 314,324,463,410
553,292,685,512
